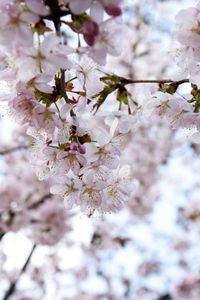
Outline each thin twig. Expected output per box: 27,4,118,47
3,244,36,300
0,145,28,156
0,231,5,240
44,0,70,32
60,69,70,103
121,78,189,85
28,193,52,210
100,76,189,85
156,294,172,300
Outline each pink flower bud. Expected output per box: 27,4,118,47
80,20,99,46
84,34,96,46
81,20,99,36
70,143,79,151
78,144,86,154
105,5,122,17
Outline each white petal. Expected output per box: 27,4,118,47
69,0,91,14
50,184,66,195
90,2,104,23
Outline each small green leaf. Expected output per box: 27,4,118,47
34,90,52,107
159,83,178,95
117,87,129,105
93,85,116,112
73,13,90,30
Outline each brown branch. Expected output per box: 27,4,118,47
156,294,172,300
28,193,52,210
121,78,189,85
0,145,28,155
3,244,36,300
44,0,70,32
0,194,51,245
0,231,5,240
100,76,189,86
60,69,70,103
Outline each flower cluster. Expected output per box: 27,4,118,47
2,0,200,216
175,1,200,87
0,0,133,215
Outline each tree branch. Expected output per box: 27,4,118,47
100,76,189,86
0,145,28,156
28,193,52,210
0,231,5,240
44,0,70,32
3,244,36,300
121,78,189,85
156,294,172,300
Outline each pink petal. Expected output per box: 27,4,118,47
69,0,91,15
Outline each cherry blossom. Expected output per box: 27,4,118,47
50,174,82,208
0,1,36,47
1,1,200,299
16,34,71,82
